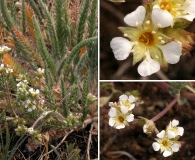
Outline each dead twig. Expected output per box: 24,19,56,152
86,123,94,160
110,151,137,160
40,129,74,159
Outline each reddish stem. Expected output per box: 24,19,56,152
181,92,195,100
151,96,179,122
155,82,169,92
143,0,150,4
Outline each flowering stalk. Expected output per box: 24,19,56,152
31,111,65,129
6,81,17,117
151,96,179,122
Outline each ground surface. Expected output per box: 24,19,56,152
100,82,195,160
100,0,195,80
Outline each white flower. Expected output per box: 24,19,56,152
0,45,11,53
27,127,34,134
5,67,13,74
0,64,5,73
25,100,37,112
37,68,44,78
152,130,181,157
153,0,195,23
108,107,134,129
118,94,136,114
29,88,40,97
110,6,182,76
143,119,155,134
166,119,184,139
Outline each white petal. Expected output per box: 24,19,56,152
171,143,180,152
152,6,173,28
152,142,160,151
110,37,133,60
109,102,114,107
172,119,179,126
126,114,134,122
159,41,182,64
167,130,176,139
108,108,117,117
177,127,184,136
28,108,32,112
182,0,195,16
109,118,115,127
129,104,135,110
120,106,129,114
157,130,165,138
177,14,195,21
128,95,136,102
138,59,160,77
116,124,125,129
163,150,172,157
143,124,147,133
32,105,36,110
119,94,128,101
124,6,146,27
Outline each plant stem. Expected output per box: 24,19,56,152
31,111,65,129
181,92,195,100
155,82,169,92
151,96,179,122
143,0,150,4
185,85,195,94
6,81,17,117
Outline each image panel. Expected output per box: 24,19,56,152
100,0,195,80
100,82,195,159
0,0,98,159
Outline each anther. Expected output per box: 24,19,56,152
146,20,150,24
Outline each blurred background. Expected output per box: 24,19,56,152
100,82,195,159
100,0,195,80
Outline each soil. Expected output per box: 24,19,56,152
100,0,195,80
100,82,195,160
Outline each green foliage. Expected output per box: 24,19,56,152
66,142,81,160
77,0,90,43
169,82,186,96
0,112,27,160
81,75,89,121
39,0,60,59
0,0,14,30
58,36,97,77
33,16,56,75
22,0,26,35
10,0,16,22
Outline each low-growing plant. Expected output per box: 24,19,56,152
0,0,98,159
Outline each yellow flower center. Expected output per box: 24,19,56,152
139,32,154,46
162,140,169,147
160,0,172,12
118,116,125,123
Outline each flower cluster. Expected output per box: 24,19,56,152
152,119,184,157
108,94,138,129
0,45,11,54
110,0,195,76
17,80,40,112
0,64,13,75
